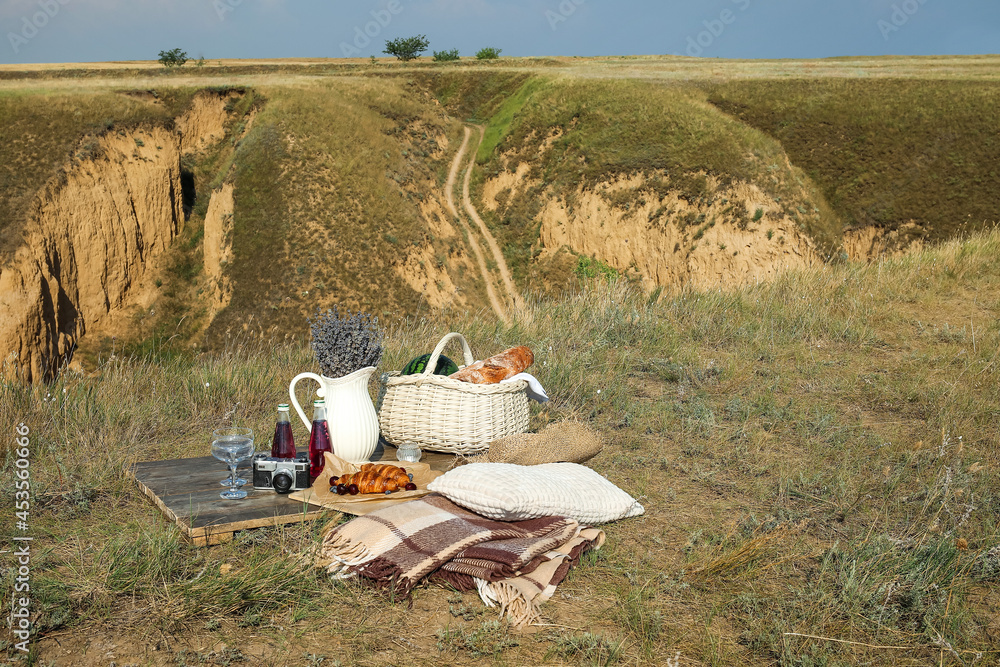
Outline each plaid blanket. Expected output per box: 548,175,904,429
318,493,579,597
477,528,605,627
318,494,604,627
432,528,576,587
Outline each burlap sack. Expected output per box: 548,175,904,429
462,421,603,466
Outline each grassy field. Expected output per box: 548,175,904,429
706,79,1000,244
5,58,1000,353
0,78,486,360
3,228,999,665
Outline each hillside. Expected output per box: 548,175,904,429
706,78,1000,255
0,89,198,255
433,73,840,293
1,56,998,378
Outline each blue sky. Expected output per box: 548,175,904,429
2,0,997,64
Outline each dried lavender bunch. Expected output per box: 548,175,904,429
309,306,384,378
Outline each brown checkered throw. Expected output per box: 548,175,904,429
318,494,604,627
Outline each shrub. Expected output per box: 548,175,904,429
433,49,460,62
575,255,619,282
157,48,188,68
384,35,429,62
476,47,502,60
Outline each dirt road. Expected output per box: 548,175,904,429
445,126,509,324
462,125,524,312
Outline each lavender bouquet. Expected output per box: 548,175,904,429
309,307,384,378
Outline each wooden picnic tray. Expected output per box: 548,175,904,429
130,441,456,546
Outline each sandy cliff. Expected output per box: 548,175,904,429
482,164,823,292
202,183,235,317
0,92,234,381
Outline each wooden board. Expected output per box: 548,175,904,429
130,441,456,545
290,449,456,517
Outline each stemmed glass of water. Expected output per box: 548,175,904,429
212,428,254,500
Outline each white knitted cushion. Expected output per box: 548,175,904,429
427,462,644,524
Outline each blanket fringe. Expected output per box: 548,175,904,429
489,580,540,628
318,531,377,577
475,577,498,608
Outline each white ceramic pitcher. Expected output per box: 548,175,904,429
288,366,379,464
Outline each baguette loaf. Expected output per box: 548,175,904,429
448,346,534,384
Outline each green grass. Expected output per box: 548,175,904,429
476,76,545,163
576,255,620,282
4,229,1000,664
416,69,530,122
707,79,1000,243
548,631,625,665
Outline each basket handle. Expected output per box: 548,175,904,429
422,332,475,378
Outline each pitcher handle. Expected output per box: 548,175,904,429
289,372,325,432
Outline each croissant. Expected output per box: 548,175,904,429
361,463,410,486
334,463,411,494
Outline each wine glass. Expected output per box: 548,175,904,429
220,454,251,487
212,428,254,500
219,430,253,487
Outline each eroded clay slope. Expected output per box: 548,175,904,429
203,182,235,317
483,162,823,292
0,92,236,381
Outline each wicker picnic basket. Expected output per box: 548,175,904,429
377,332,530,455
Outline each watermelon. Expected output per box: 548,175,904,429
401,353,459,376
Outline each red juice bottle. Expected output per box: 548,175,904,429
271,403,296,458
307,399,332,480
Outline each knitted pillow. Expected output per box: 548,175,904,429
427,462,644,525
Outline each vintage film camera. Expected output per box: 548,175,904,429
252,452,309,494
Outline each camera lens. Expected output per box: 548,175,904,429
272,472,294,494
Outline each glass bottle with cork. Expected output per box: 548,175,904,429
307,399,333,480
271,403,296,459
